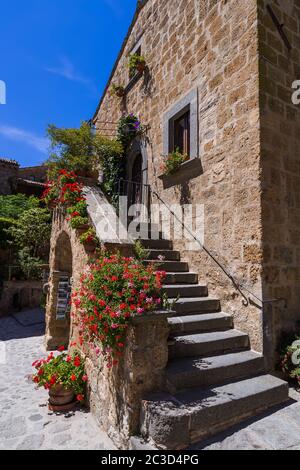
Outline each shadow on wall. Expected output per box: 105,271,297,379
0,280,43,317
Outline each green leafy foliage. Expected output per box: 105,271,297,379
47,122,99,179
32,349,87,401
0,217,18,249
117,114,142,150
133,240,150,260
69,216,89,230
8,207,51,259
128,53,146,75
17,247,43,281
79,227,99,246
281,336,300,386
110,84,125,97
162,148,189,175
0,194,40,219
73,253,167,367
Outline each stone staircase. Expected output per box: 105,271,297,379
131,235,289,450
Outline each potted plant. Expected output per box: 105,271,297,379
281,337,300,386
128,53,146,76
161,148,189,176
79,227,99,248
110,84,126,98
32,347,87,411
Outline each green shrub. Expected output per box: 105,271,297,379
8,208,51,259
0,217,19,249
0,194,40,219
69,216,89,230
18,247,43,281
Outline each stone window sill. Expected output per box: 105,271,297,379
158,157,203,189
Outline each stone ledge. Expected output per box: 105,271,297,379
131,309,171,325
158,158,203,189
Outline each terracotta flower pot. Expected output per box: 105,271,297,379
49,385,74,406
48,201,57,210
136,62,146,73
116,89,125,98
76,224,91,233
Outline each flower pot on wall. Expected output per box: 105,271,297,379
49,385,74,407
116,89,125,98
136,62,146,74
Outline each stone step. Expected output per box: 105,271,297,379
145,260,189,272
140,375,289,449
169,330,250,359
147,250,180,261
166,351,265,392
163,272,199,284
168,312,233,335
163,284,208,298
140,239,173,250
169,297,221,315
129,223,164,240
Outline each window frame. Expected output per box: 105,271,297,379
163,88,199,163
170,107,191,157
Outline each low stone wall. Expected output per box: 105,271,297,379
46,205,169,448
0,280,43,316
85,311,169,448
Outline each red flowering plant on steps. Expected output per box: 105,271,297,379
42,169,99,248
72,253,167,368
42,169,85,208
32,347,87,403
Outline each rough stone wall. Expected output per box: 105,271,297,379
0,280,43,316
258,0,300,361
94,0,263,351
0,160,19,195
46,207,169,447
18,165,47,183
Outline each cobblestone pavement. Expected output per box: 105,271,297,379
0,309,116,450
2,309,300,451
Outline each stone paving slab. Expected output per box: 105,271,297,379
2,308,300,450
0,309,116,450
190,390,300,450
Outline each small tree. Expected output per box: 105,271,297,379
46,121,125,206
8,207,51,259
47,122,102,178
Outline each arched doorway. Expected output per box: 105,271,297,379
126,140,149,225
46,232,73,350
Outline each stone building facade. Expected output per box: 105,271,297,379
93,0,300,365
45,0,300,449
0,158,19,195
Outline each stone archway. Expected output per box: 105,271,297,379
45,231,73,350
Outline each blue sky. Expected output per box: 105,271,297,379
0,0,136,167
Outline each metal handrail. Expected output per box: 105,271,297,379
114,179,286,307
151,189,286,308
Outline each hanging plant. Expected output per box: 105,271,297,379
128,53,146,76
117,114,143,150
110,84,126,98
